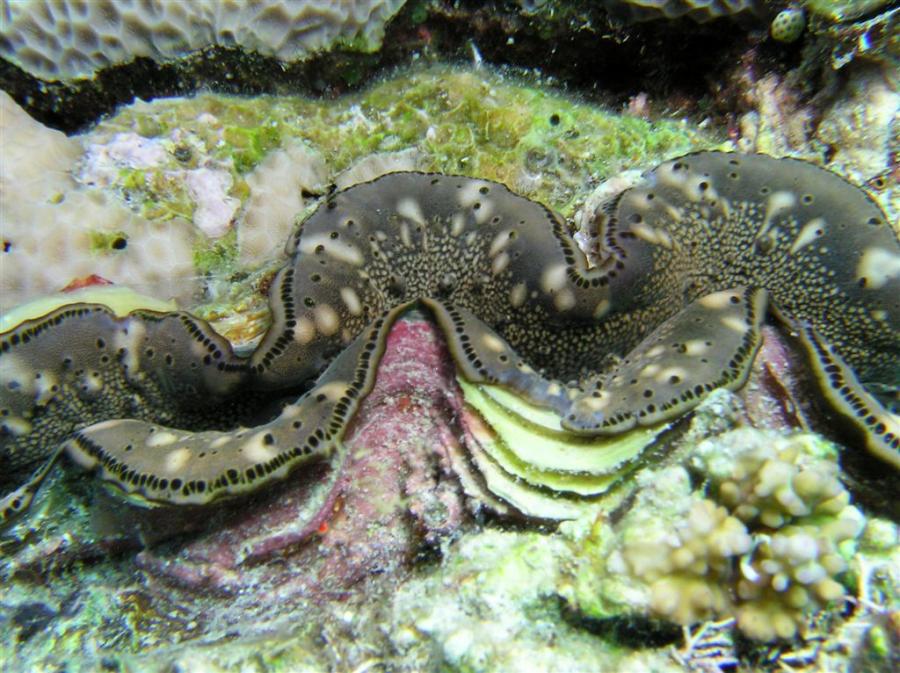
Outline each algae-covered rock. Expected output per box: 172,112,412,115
2,63,716,335
804,0,892,22
814,65,899,222
389,529,684,673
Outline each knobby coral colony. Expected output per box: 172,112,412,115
1,152,898,525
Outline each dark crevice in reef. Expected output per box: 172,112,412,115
559,598,682,650
431,1,763,106
0,0,785,135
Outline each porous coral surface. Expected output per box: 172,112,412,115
0,0,406,81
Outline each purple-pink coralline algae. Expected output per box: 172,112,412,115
3,317,478,665
133,318,474,597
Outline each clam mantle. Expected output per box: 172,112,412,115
1,152,898,523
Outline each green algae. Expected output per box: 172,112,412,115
117,166,195,222
88,229,130,254
193,228,239,277
222,123,283,174
98,64,716,226
804,0,891,22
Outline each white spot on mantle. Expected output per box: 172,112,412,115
857,247,900,289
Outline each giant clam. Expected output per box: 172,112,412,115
2,151,898,524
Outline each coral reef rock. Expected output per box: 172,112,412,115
1,65,712,314
0,91,199,312
0,0,407,81
602,0,763,23
390,529,685,673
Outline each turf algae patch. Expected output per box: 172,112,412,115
92,64,714,223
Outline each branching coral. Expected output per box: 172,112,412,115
697,432,854,529
564,429,868,641
616,498,752,625
733,512,863,640
694,431,867,640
